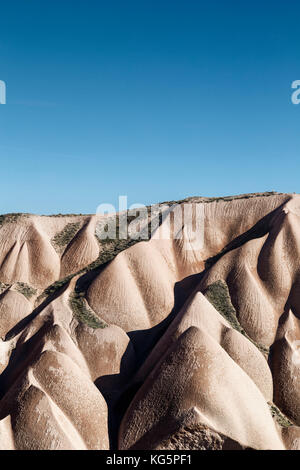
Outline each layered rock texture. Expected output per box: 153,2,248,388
1,192,300,450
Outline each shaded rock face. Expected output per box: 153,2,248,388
1,193,300,450
155,423,250,451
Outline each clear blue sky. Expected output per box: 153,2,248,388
0,1,300,214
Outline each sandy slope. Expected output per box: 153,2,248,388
1,193,300,450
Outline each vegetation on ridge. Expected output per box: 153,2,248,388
0,213,30,227
15,282,37,300
69,291,108,329
268,402,293,428
161,191,282,206
51,222,81,251
0,282,10,295
203,280,269,357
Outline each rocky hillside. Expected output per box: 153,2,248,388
1,192,300,450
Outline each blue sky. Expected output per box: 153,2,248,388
0,0,300,214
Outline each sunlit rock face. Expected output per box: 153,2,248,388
1,192,300,450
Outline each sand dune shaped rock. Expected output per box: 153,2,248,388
1,193,300,449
